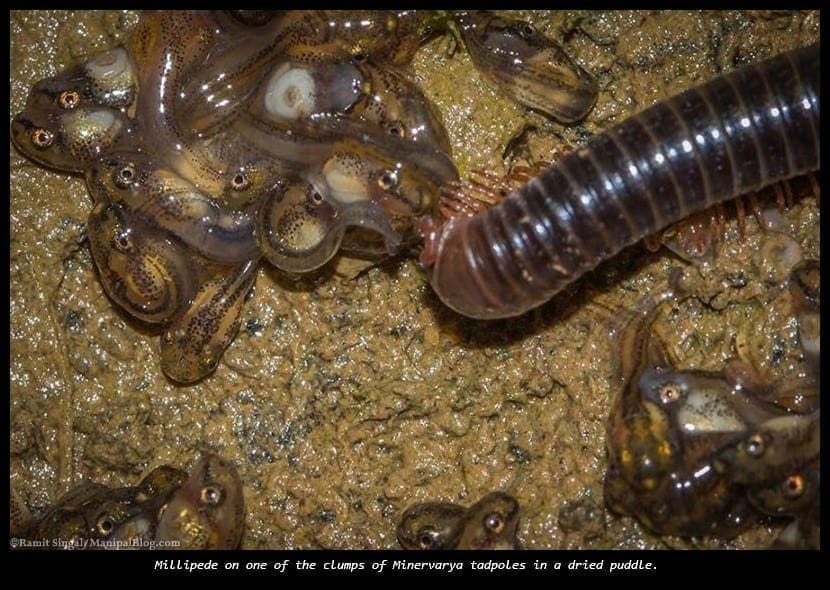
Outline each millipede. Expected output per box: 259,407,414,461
420,43,819,320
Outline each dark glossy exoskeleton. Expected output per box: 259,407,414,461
421,44,820,320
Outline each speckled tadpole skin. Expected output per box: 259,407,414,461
10,11,819,549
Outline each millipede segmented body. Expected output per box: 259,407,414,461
422,43,820,319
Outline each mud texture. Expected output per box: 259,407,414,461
10,10,819,549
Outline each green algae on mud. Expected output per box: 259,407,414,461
10,10,819,549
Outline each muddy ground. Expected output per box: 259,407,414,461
9,11,819,549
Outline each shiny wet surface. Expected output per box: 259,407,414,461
10,10,819,549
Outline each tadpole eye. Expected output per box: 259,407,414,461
744,433,766,457
200,484,223,506
114,164,136,188
96,515,115,535
351,51,368,64
484,512,505,534
30,128,54,149
113,228,132,252
200,353,216,371
387,121,406,138
782,474,805,499
417,529,439,549
658,383,682,404
231,172,250,191
520,23,535,38
59,89,81,109
310,191,325,205
377,170,399,192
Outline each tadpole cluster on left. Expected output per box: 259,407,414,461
12,10,600,384
11,11,462,383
